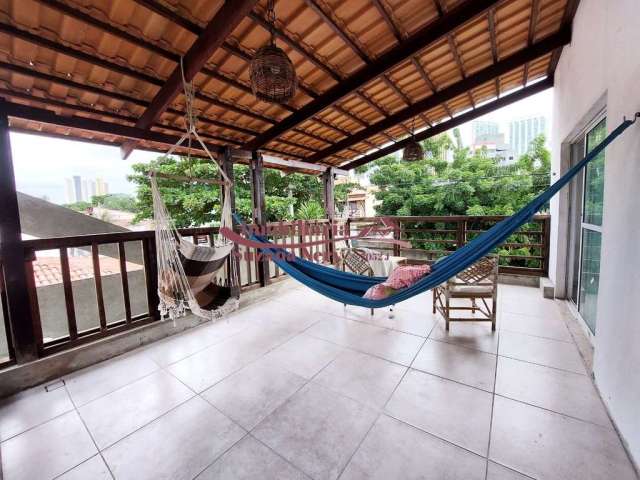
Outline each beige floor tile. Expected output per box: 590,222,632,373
202,357,306,430
168,322,296,392
313,350,407,409
500,311,572,342
429,319,499,354
79,370,194,449
57,455,112,480
341,415,486,480
253,382,377,480
306,316,423,366
486,461,533,480
495,356,611,427
500,295,563,319
385,369,493,455
142,316,251,367
499,331,586,374
0,384,74,441
412,339,497,391
102,397,245,480
265,333,344,379
344,305,436,337
198,435,307,480
0,411,97,480
64,352,159,406
490,396,637,480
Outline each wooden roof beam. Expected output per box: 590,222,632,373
487,9,500,97
303,29,571,162
121,0,258,158
342,77,554,170
523,0,541,84
371,0,404,42
548,0,581,75
245,0,501,151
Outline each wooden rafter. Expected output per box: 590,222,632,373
487,9,501,98
371,0,403,42
342,77,553,170
130,0,370,153
523,0,541,84
121,0,258,158
304,29,571,162
548,0,581,75
244,0,501,151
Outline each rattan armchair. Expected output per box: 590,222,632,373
432,255,499,331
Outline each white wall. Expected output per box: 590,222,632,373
550,0,640,465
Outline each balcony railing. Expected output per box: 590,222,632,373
0,215,549,366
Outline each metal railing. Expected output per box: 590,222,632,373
0,215,550,364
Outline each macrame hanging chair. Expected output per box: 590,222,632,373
150,62,239,322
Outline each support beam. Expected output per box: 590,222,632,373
0,101,39,362
250,151,269,287
0,100,225,154
305,30,570,163
222,147,242,297
342,77,553,170
244,0,501,150
322,168,336,264
122,0,258,158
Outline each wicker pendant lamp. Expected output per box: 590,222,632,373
402,117,424,162
250,0,297,103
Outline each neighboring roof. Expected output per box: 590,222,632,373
33,255,143,287
0,0,579,170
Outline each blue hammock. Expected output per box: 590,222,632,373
235,116,636,309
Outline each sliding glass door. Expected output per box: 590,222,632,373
568,117,606,334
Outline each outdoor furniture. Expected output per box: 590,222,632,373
340,247,374,276
432,255,499,331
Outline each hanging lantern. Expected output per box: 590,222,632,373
402,116,424,162
250,0,297,103
402,141,424,162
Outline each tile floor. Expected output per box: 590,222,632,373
0,281,637,480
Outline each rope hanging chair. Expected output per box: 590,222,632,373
150,60,239,322
250,0,297,103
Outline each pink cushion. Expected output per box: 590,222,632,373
384,264,431,289
363,283,397,300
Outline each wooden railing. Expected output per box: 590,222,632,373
346,215,551,277
0,215,549,364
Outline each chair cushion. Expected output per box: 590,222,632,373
449,284,494,295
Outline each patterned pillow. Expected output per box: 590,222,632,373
384,264,431,289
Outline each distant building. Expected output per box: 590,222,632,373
65,178,75,204
72,175,82,202
509,115,548,158
472,120,499,144
471,132,516,164
95,177,109,196
65,176,108,203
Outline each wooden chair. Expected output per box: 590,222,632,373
340,248,374,276
432,255,498,331
340,247,375,314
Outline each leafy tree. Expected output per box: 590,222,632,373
91,193,137,212
128,156,358,227
296,200,325,219
63,201,93,212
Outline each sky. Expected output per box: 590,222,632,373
10,87,553,205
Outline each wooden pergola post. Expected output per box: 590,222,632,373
221,147,240,298
0,102,38,362
250,151,269,287
322,168,336,264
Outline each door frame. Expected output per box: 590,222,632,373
564,107,607,342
